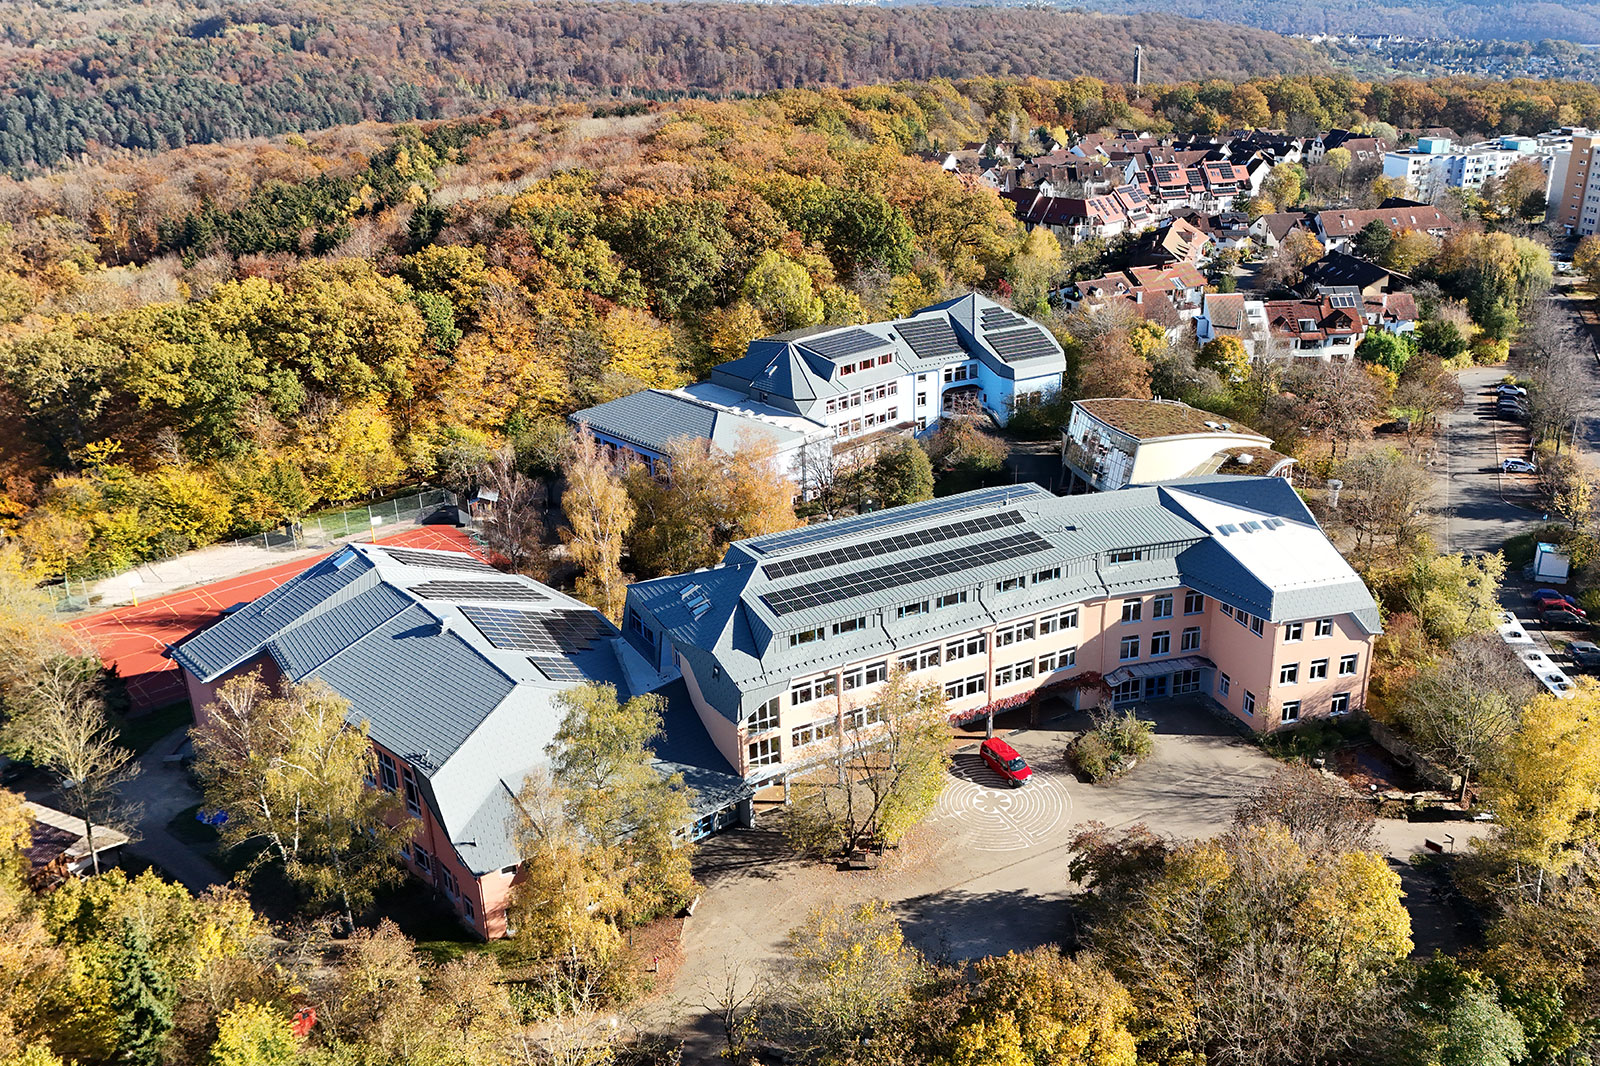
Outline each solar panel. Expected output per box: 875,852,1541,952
410,580,547,602
747,485,1040,555
800,328,887,361
762,511,1024,580
528,655,588,682
985,327,1059,362
459,606,610,653
760,531,1055,616
383,548,497,574
980,307,1026,331
895,318,964,361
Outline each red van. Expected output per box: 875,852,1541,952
979,738,1032,788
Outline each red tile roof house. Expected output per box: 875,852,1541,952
1022,194,1130,242
170,543,752,939
1315,206,1457,253
1262,293,1368,360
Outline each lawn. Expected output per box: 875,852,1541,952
115,699,193,756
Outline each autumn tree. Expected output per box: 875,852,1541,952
1399,551,1506,646
476,446,548,577
778,899,922,1058
1061,306,1153,400
1282,358,1383,457
1231,763,1376,854
623,432,797,577
561,428,635,623
1196,335,1249,384
1070,822,1411,1066
1398,635,1536,802
871,438,934,509
919,947,1138,1066
511,684,696,967
1478,679,1600,899
783,670,951,857
191,674,414,928
4,656,137,875
1330,447,1432,566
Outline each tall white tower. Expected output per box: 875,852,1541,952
1133,44,1144,88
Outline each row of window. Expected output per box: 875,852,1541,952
1219,672,1352,721
1220,603,1266,636
377,751,423,818
1279,654,1360,686
1120,591,1205,623
836,407,901,440
1118,627,1204,661
1282,618,1337,641
836,353,896,377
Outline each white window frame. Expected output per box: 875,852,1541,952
1180,626,1201,652
1150,630,1171,656
1308,658,1328,681
1119,636,1140,661
1339,654,1359,676
1280,662,1299,686
1121,599,1143,624
1281,700,1301,723
1152,595,1174,620
1330,691,1351,715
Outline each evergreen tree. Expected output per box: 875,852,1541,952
110,919,175,1066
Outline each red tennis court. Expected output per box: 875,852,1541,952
73,526,487,712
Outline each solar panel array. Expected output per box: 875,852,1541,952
800,328,886,361
762,511,1024,580
748,485,1036,555
1327,293,1359,309
410,580,547,603
528,656,588,682
895,318,963,361
459,606,610,654
383,548,497,574
986,327,1058,363
760,531,1054,616
980,307,1026,331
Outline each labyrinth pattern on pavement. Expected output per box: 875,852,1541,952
933,754,1073,852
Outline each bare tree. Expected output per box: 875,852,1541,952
6,656,138,874
1331,448,1432,567
1398,635,1536,802
1281,358,1383,458
1233,765,1376,854
477,446,549,577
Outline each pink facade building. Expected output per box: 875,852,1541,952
171,543,747,940
622,478,1380,784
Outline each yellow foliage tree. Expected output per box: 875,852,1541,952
561,429,634,622
601,306,687,391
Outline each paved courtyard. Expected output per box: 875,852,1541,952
657,699,1489,1052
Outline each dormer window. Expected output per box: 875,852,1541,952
788,626,825,648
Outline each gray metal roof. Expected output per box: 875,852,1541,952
626,476,1380,726
172,542,673,878
570,389,804,456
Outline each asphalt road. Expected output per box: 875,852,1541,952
1438,366,1542,553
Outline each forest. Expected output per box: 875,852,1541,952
0,0,1326,172
0,62,1591,588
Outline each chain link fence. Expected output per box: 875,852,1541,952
47,488,457,615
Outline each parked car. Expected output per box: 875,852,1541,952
1568,640,1600,668
1497,406,1526,421
1534,588,1582,609
1495,382,1528,397
1502,458,1537,474
1542,608,1589,627
1498,397,1527,411
979,738,1032,788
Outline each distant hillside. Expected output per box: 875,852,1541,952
855,0,1600,46
0,0,1327,172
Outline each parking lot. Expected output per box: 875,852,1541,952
661,698,1470,1052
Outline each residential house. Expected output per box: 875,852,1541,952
1195,292,1269,357
1315,205,1457,252
170,542,753,940
1299,251,1414,296
623,478,1378,769
1128,216,1213,267
1250,211,1315,251
1062,399,1293,494
1262,292,1367,359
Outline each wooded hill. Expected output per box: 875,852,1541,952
0,0,1326,172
